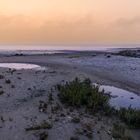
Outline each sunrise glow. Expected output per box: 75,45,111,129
0,0,140,45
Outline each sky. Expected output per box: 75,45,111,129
0,0,140,47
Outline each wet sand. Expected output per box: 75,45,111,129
0,52,139,140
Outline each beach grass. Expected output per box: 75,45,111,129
57,77,111,114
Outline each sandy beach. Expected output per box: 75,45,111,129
0,52,140,140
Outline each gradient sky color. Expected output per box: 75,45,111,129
0,0,140,45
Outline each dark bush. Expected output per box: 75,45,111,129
57,78,111,113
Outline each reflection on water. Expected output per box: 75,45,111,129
0,63,44,70
99,85,140,109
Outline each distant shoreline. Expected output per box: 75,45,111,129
0,47,139,59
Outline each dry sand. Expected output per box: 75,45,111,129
0,52,139,140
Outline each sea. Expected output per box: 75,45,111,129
0,44,139,56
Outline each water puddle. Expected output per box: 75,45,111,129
96,84,140,109
0,63,45,70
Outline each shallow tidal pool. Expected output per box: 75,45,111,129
99,85,140,109
0,63,45,70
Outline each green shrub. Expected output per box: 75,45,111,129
57,78,111,114
119,106,140,129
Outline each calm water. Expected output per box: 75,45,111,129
99,85,140,109
0,63,45,70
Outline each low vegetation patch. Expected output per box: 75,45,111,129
112,123,125,139
0,90,4,95
118,106,140,129
38,132,48,140
70,136,80,140
75,122,93,139
39,101,48,113
57,78,111,114
25,120,52,131
71,116,80,123
112,123,133,140
5,79,11,84
0,75,4,79
117,50,140,58
48,92,53,102
68,55,81,58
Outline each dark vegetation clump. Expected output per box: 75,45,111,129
112,123,133,140
106,55,111,58
5,79,11,84
0,116,5,122
48,92,53,102
39,101,48,113
25,120,52,131
118,106,140,129
51,102,62,114
57,78,111,114
71,116,80,123
14,53,23,56
39,132,48,140
0,90,4,95
116,50,140,58
0,75,4,79
75,122,93,139
112,123,125,139
70,136,80,140
11,85,15,88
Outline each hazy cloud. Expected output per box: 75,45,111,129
0,14,102,43
0,14,140,44
116,16,140,27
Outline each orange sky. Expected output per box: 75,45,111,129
0,0,140,45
